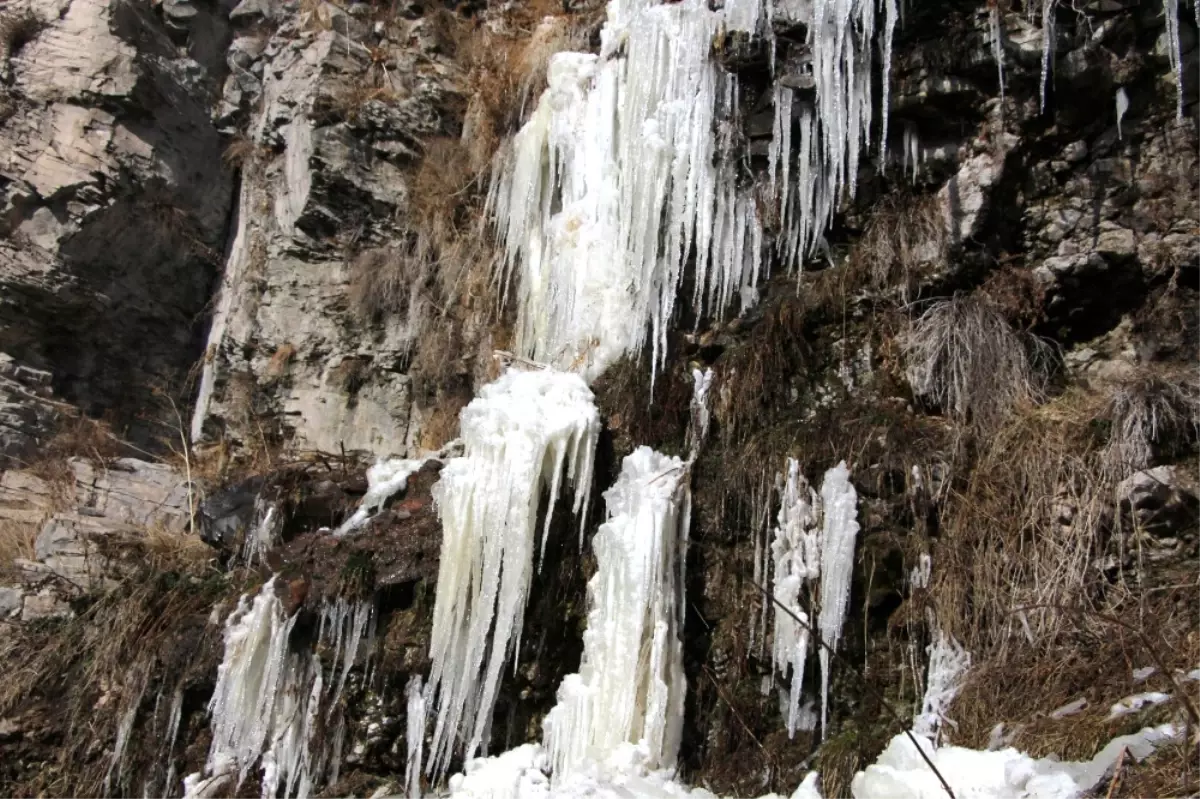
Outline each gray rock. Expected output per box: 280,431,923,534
1117,466,1200,539
0,586,22,619
0,0,235,450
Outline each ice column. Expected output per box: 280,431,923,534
768,459,860,739
426,369,601,778
770,458,820,738
543,446,691,779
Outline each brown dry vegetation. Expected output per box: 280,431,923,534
846,193,948,302
0,560,238,796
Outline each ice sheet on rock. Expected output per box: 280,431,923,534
489,0,765,383
544,446,690,779
1164,0,1183,119
426,369,601,779
816,461,859,737
336,458,428,536
1116,87,1129,140
245,500,283,565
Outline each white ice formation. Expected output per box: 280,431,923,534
769,459,860,739
425,369,601,778
406,675,427,799
911,632,971,745
543,446,691,779
188,581,375,799
770,458,820,738
336,457,429,536
491,0,897,384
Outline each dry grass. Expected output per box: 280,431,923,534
264,342,297,382
0,518,38,575
452,0,597,174
712,296,812,446
932,388,1111,651
847,194,948,302
951,583,1198,792
902,295,1053,432
1100,368,1200,479
0,561,234,797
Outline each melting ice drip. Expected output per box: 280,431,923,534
425,369,601,778
186,581,375,799
769,459,860,739
543,446,691,779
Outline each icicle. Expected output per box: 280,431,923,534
912,632,971,746
489,0,767,384
426,369,600,779
902,122,920,183
198,580,362,799
816,461,859,739
335,457,427,536
880,0,899,166
406,676,426,799
1164,0,1184,120
244,500,282,565
686,367,714,456
1116,87,1130,140
990,5,1006,110
770,458,821,739
104,681,147,796
543,446,690,779
1039,0,1056,113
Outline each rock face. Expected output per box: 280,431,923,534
189,5,462,457
0,0,235,448
0,456,193,618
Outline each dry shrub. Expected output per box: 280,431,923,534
1101,368,1200,479
902,295,1053,432
951,582,1198,790
0,7,43,64
848,193,947,301
453,1,595,173
264,341,297,382
348,244,428,324
933,388,1111,652
0,562,232,797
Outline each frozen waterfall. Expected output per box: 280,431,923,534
425,369,601,779
543,446,691,779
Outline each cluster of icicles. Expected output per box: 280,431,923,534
184,589,376,798
489,0,900,383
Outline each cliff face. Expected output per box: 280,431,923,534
0,0,1196,797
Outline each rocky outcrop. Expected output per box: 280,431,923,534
0,456,193,618
0,0,235,448
190,4,462,456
